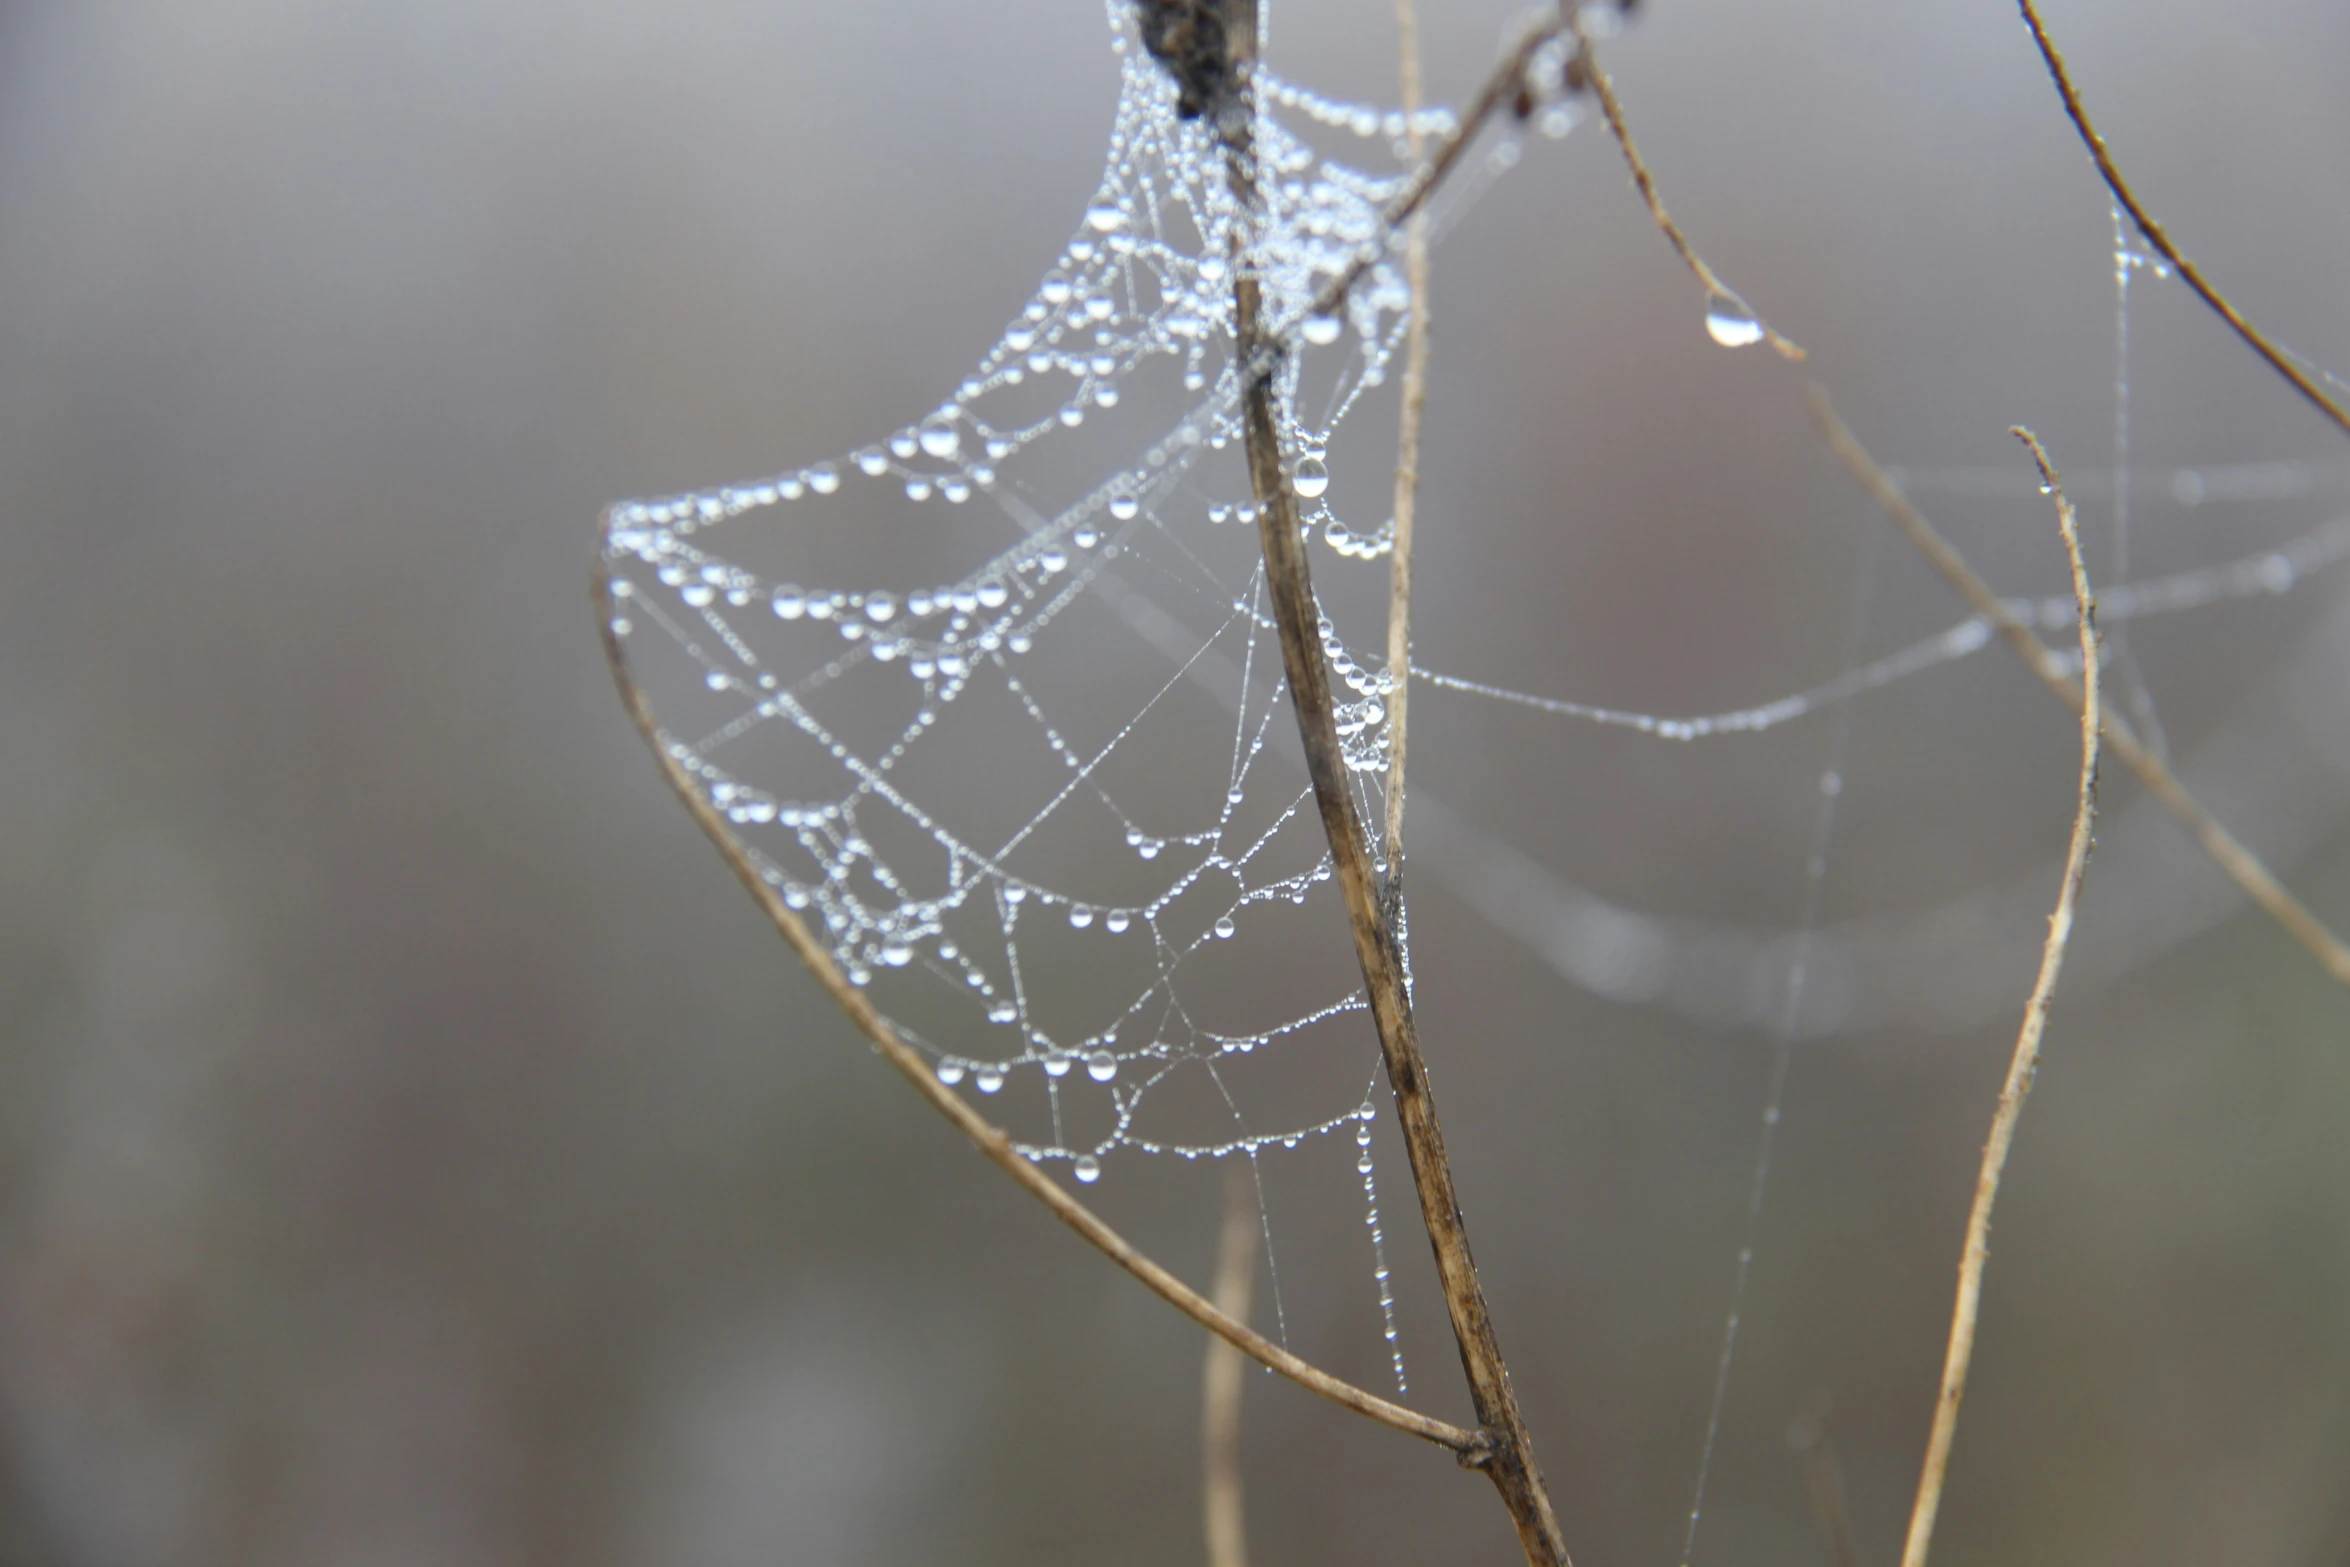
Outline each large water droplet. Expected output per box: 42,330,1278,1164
1301,313,1342,347
864,593,897,622
1086,1050,1118,1082
856,449,890,476
935,1059,967,1086
1109,494,1140,521
1703,288,1765,348
1291,455,1330,499
1213,915,1237,940
1072,1155,1102,1183
975,1067,1005,1094
918,414,961,459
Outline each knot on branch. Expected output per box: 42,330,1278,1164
1456,1427,1504,1471
1133,0,1243,124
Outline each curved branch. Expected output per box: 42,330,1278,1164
2017,0,2350,440
1899,428,2102,1567
591,541,1477,1460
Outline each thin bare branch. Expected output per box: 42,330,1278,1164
1899,428,2102,1567
1381,0,1432,896
1807,387,2350,992
1203,1164,1256,1567
2016,0,2350,441
1222,13,1569,1562
1306,14,1562,327
1574,19,1806,361
591,548,1477,1459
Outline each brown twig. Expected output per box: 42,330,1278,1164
1898,428,2102,1567
2016,0,2350,441
1574,19,1806,361
1381,0,1432,897
1221,12,1569,1563
590,551,1478,1459
1203,1164,1256,1567
1807,388,2350,991
1305,14,1562,327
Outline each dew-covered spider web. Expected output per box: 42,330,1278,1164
601,0,2350,1515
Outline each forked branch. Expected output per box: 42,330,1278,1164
2017,0,2350,442
591,558,1478,1459
1807,388,2350,992
1899,429,2102,1567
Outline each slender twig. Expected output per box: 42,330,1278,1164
1807,388,2350,991
1899,428,2102,1567
1574,19,1806,361
1306,14,1562,327
1785,1393,1865,1567
590,553,1477,1459
2017,0,2350,441
1203,1164,1256,1567
1381,0,1432,898
1221,13,1570,1563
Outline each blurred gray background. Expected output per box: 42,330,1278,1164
5,0,2350,1563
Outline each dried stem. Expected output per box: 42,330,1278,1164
1575,20,1806,361
1203,1164,1256,1567
1221,13,1569,1564
1898,428,2102,1567
2017,0,2350,441
1381,0,1431,895
1807,388,2350,991
591,553,1477,1459
1305,14,1561,327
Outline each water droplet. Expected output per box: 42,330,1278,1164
1109,494,1140,521
1291,455,1330,499
1086,203,1127,233
808,464,840,494
1086,1050,1118,1082
1104,910,1130,933
1043,1050,1072,1078
1703,288,1765,348
1073,1155,1102,1183
1041,270,1073,305
1213,916,1236,940
1301,313,1342,347
918,413,961,458
864,593,897,623
1207,503,1231,524
1068,904,1095,929
975,1067,1005,1094
976,579,1009,608
856,449,890,476
936,1059,967,1086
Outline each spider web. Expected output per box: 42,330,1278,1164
603,0,2350,1428
603,0,1506,1387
